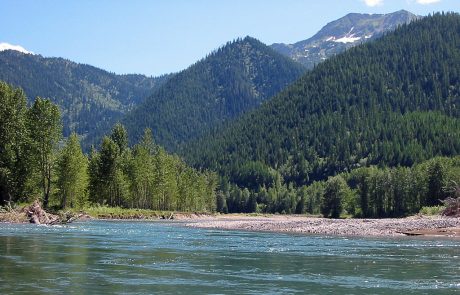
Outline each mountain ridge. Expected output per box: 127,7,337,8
0,50,171,147
122,36,306,151
184,12,460,188
271,10,419,68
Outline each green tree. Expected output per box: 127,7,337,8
321,176,347,218
27,97,61,208
304,181,324,214
128,130,155,208
99,137,121,206
88,147,101,204
110,123,128,154
0,82,30,204
57,133,88,208
88,137,118,206
216,190,228,213
426,159,446,206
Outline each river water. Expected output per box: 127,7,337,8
0,220,458,294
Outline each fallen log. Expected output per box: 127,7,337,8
25,200,60,225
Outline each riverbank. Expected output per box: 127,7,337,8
0,203,212,224
2,204,459,237
183,214,460,238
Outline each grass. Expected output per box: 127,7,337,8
68,205,173,219
419,205,445,216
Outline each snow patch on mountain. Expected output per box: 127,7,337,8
0,42,34,54
333,36,361,43
330,27,362,44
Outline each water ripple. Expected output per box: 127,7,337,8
0,220,459,294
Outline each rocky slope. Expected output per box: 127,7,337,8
271,10,419,68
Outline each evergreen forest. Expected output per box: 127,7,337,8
123,37,306,150
0,50,171,150
183,13,460,216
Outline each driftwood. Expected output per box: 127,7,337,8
24,200,60,225
1,201,89,224
441,182,460,217
160,212,174,220
441,197,460,217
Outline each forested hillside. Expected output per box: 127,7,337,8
122,36,306,150
185,13,460,195
0,51,170,148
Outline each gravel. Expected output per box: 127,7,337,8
184,215,460,237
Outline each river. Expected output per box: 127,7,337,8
0,220,458,294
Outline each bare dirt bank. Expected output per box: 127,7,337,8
183,215,460,238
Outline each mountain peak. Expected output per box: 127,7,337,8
0,42,34,55
271,10,419,68
122,35,305,150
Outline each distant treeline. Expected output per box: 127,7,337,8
217,156,460,218
0,81,217,211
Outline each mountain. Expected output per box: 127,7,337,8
0,50,170,147
271,10,419,68
122,36,306,151
184,13,460,188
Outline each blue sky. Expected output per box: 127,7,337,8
1,0,458,76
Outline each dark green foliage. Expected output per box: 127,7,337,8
123,36,306,151
185,13,460,192
426,159,446,206
344,156,460,217
0,81,217,212
57,133,88,209
0,82,30,205
27,97,62,208
0,51,170,149
110,123,129,154
88,124,218,211
216,191,228,213
89,136,124,206
232,161,276,190
321,176,346,218
215,155,460,217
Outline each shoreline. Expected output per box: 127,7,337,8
2,208,459,238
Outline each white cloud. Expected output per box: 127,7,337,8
0,42,34,54
363,0,384,7
416,0,441,4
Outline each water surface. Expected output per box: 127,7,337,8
0,220,459,294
